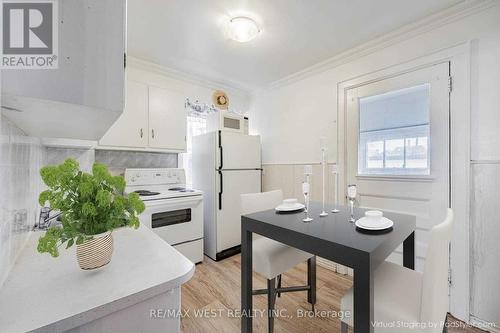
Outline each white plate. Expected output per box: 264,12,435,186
357,216,392,228
355,217,394,231
275,203,306,212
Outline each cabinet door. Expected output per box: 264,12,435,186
148,86,187,151
99,81,148,148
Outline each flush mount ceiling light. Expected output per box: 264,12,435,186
227,16,260,42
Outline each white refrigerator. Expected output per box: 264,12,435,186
193,131,261,260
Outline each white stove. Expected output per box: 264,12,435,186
124,168,204,264
125,168,202,199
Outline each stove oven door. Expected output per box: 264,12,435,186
139,196,203,247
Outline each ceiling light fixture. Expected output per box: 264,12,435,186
227,16,260,43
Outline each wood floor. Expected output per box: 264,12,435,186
181,255,487,333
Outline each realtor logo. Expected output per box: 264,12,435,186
1,0,58,68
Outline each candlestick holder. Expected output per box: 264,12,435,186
331,165,340,213
320,138,328,217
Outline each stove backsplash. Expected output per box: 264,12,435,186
95,150,178,176
46,147,95,173
45,149,178,176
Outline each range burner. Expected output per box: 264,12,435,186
134,190,160,196
169,187,185,191
169,187,195,192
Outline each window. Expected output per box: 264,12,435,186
358,84,430,176
180,115,207,185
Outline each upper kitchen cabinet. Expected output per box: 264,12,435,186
148,86,186,151
98,81,187,152
1,0,126,140
99,80,148,149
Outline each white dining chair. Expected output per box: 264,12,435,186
240,190,316,333
340,208,453,333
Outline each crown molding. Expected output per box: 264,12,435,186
126,56,253,96
267,0,498,90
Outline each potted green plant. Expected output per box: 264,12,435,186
37,158,145,270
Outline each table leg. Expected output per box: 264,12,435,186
353,261,374,333
241,223,253,333
403,231,415,270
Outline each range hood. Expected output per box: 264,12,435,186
1,94,121,141
0,0,126,141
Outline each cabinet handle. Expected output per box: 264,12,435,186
151,129,155,139
140,128,143,138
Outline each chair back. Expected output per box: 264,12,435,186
241,190,283,239
241,190,283,215
420,208,453,330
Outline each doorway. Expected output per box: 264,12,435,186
344,62,450,271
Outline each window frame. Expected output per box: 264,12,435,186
180,115,207,186
357,83,432,177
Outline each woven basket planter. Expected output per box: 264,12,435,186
76,231,114,270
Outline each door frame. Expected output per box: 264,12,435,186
337,42,471,322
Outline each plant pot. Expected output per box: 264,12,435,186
76,231,114,270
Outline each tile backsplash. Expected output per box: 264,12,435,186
46,147,95,173
44,149,178,176
0,116,43,287
95,150,177,176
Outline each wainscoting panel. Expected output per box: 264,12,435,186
262,163,337,204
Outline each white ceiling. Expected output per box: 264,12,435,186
128,0,463,90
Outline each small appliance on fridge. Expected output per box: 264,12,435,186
193,130,261,260
206,111,249,134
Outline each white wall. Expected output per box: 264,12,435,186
250,4,500,326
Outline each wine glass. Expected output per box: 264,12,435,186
302,182,313,222
347,184,357,223
303,165,313,222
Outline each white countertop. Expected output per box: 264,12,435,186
0,225,195,333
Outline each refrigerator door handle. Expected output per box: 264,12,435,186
218,131,223,169
218,170,223,210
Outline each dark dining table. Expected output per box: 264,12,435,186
240,202,416,333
